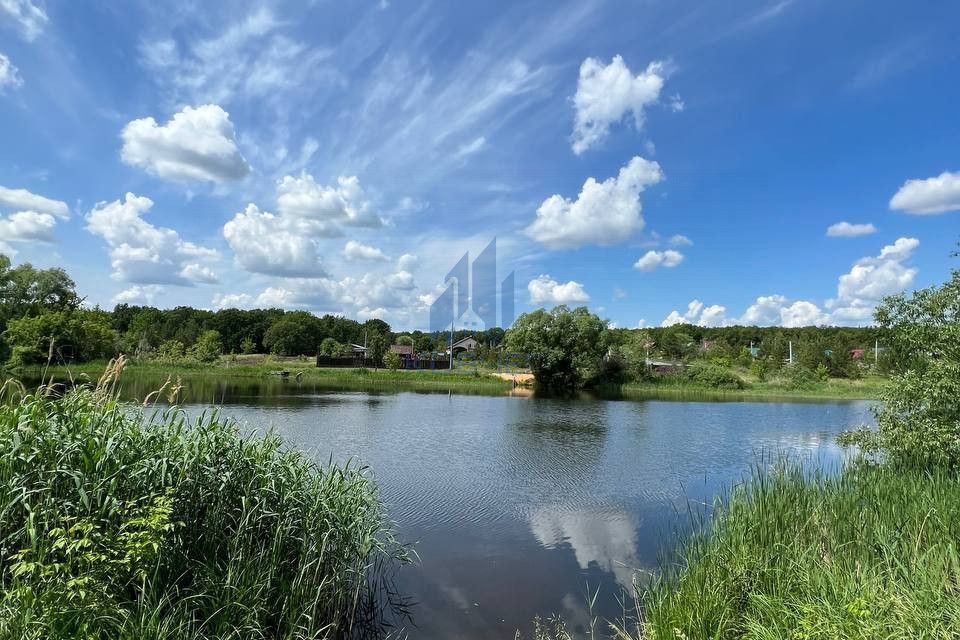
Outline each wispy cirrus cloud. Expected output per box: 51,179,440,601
0,52,22,90
0,0,48,41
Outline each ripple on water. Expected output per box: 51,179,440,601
175,388,875,640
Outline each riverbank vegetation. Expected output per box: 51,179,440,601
519,261,958,639
505,304,887,397
636,461,960,639
3,254,890,401
23,358,514,396
0,361,409,639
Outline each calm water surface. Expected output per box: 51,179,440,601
130,378,874,638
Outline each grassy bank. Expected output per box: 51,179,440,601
634,460,960,639
0,365,409,640
14,360,886,401
521,461,960,640
620,374,888,401
17,358,514,394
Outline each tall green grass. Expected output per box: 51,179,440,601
0,363,410,640
620,374,887,401
636,460,960,639
19,360,513,394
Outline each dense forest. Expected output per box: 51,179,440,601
2,254,885,374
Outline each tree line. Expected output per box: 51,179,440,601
2,253,886,376
0,254,510,366
507,310,889,391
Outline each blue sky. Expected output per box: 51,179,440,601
1,0,958,330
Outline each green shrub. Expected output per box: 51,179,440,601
708,355,733,369
783,364,819,390
384,351,403,370
593,350,630,385
239,337,257,355
0,372,408,639
188,330,222,363
319,337,341,357
864,267,960,467
153,339,186,362
682,362,746,389
815,362,830,381
749,358,768,382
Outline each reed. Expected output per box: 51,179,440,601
0,360,410,640
620,375,887,401
634,460,960,639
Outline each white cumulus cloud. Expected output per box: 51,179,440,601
179,263,219,284
634,249,684,271
779,300,828,327
357,306,389,321
658,237,920,328
826,221,877,237
571,56,667,154
0,210,56,243
86,193,220,286
224,173,383,277
829,237,919,318
0,185,69,218
528,275,590,305
738,294,790,325
889,170,960,214
397,253,418,271
223,204,325,278
0,186,69,252
343,240,389,262
211,265,420,319
735,295,829,328
661,300,704,327
664,296,828,328
526,156,663,249
212,292,255,310
277,173,381,229
698,304,730,327
121,104,250,183
113,285,164,305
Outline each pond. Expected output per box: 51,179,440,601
74,376,879,638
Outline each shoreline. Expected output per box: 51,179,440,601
12,361,887,401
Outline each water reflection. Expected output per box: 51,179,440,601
19,373,877,639
529,508,640,589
